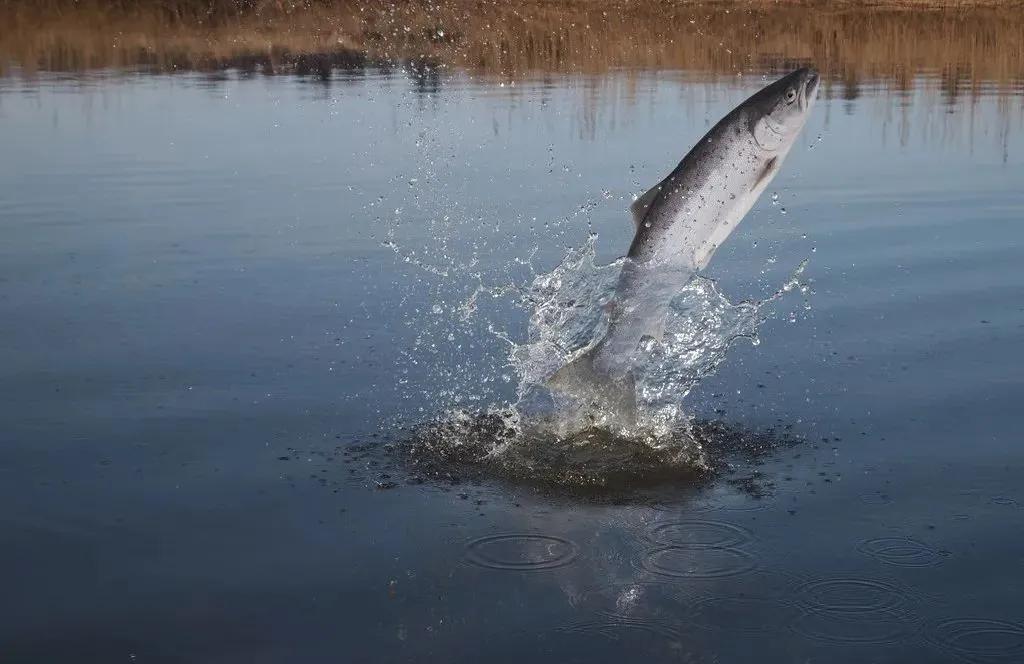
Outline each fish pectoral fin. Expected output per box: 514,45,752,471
751,156,778,190
629,180,665,228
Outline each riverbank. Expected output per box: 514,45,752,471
3,1,1023,88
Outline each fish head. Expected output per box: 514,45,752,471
746,67,820,152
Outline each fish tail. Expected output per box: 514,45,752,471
547,347,638,421
547,347,603,395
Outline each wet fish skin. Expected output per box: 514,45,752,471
550,67,820,400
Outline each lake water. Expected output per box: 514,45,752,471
2,8,1024,663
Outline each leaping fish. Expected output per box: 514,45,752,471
548,67,820,412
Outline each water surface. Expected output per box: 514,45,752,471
2,6,1024,663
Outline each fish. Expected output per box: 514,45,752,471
548,67,820,415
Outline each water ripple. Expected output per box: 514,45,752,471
792,608,917,645
858,536,949,568
464,533,579,571
927,618,1024,662
648,519,752,549
796,577,913,614
642,546,757,579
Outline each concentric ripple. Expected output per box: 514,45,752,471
648,519,752,549
928,618,1024,662
796,577,911,614
643,546,757,579
858,536,949,568
792,608,916,645
465,533,579,571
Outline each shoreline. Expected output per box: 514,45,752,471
2,1,1023,86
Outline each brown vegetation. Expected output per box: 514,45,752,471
1,1,1022,94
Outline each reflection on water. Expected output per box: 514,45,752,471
2,3,1024,663
4,2,1022,154
4,1,1024,96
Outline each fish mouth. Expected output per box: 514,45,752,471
800,68,820,111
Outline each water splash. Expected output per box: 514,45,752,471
508,236,809,449
375,94,809,484
399,229,810,488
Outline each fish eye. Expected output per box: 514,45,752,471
785,88,797,104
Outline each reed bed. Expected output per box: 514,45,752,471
1,0,1022,95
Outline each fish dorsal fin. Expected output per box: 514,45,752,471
629,180,664,228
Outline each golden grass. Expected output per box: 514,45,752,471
1,0,1022,94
